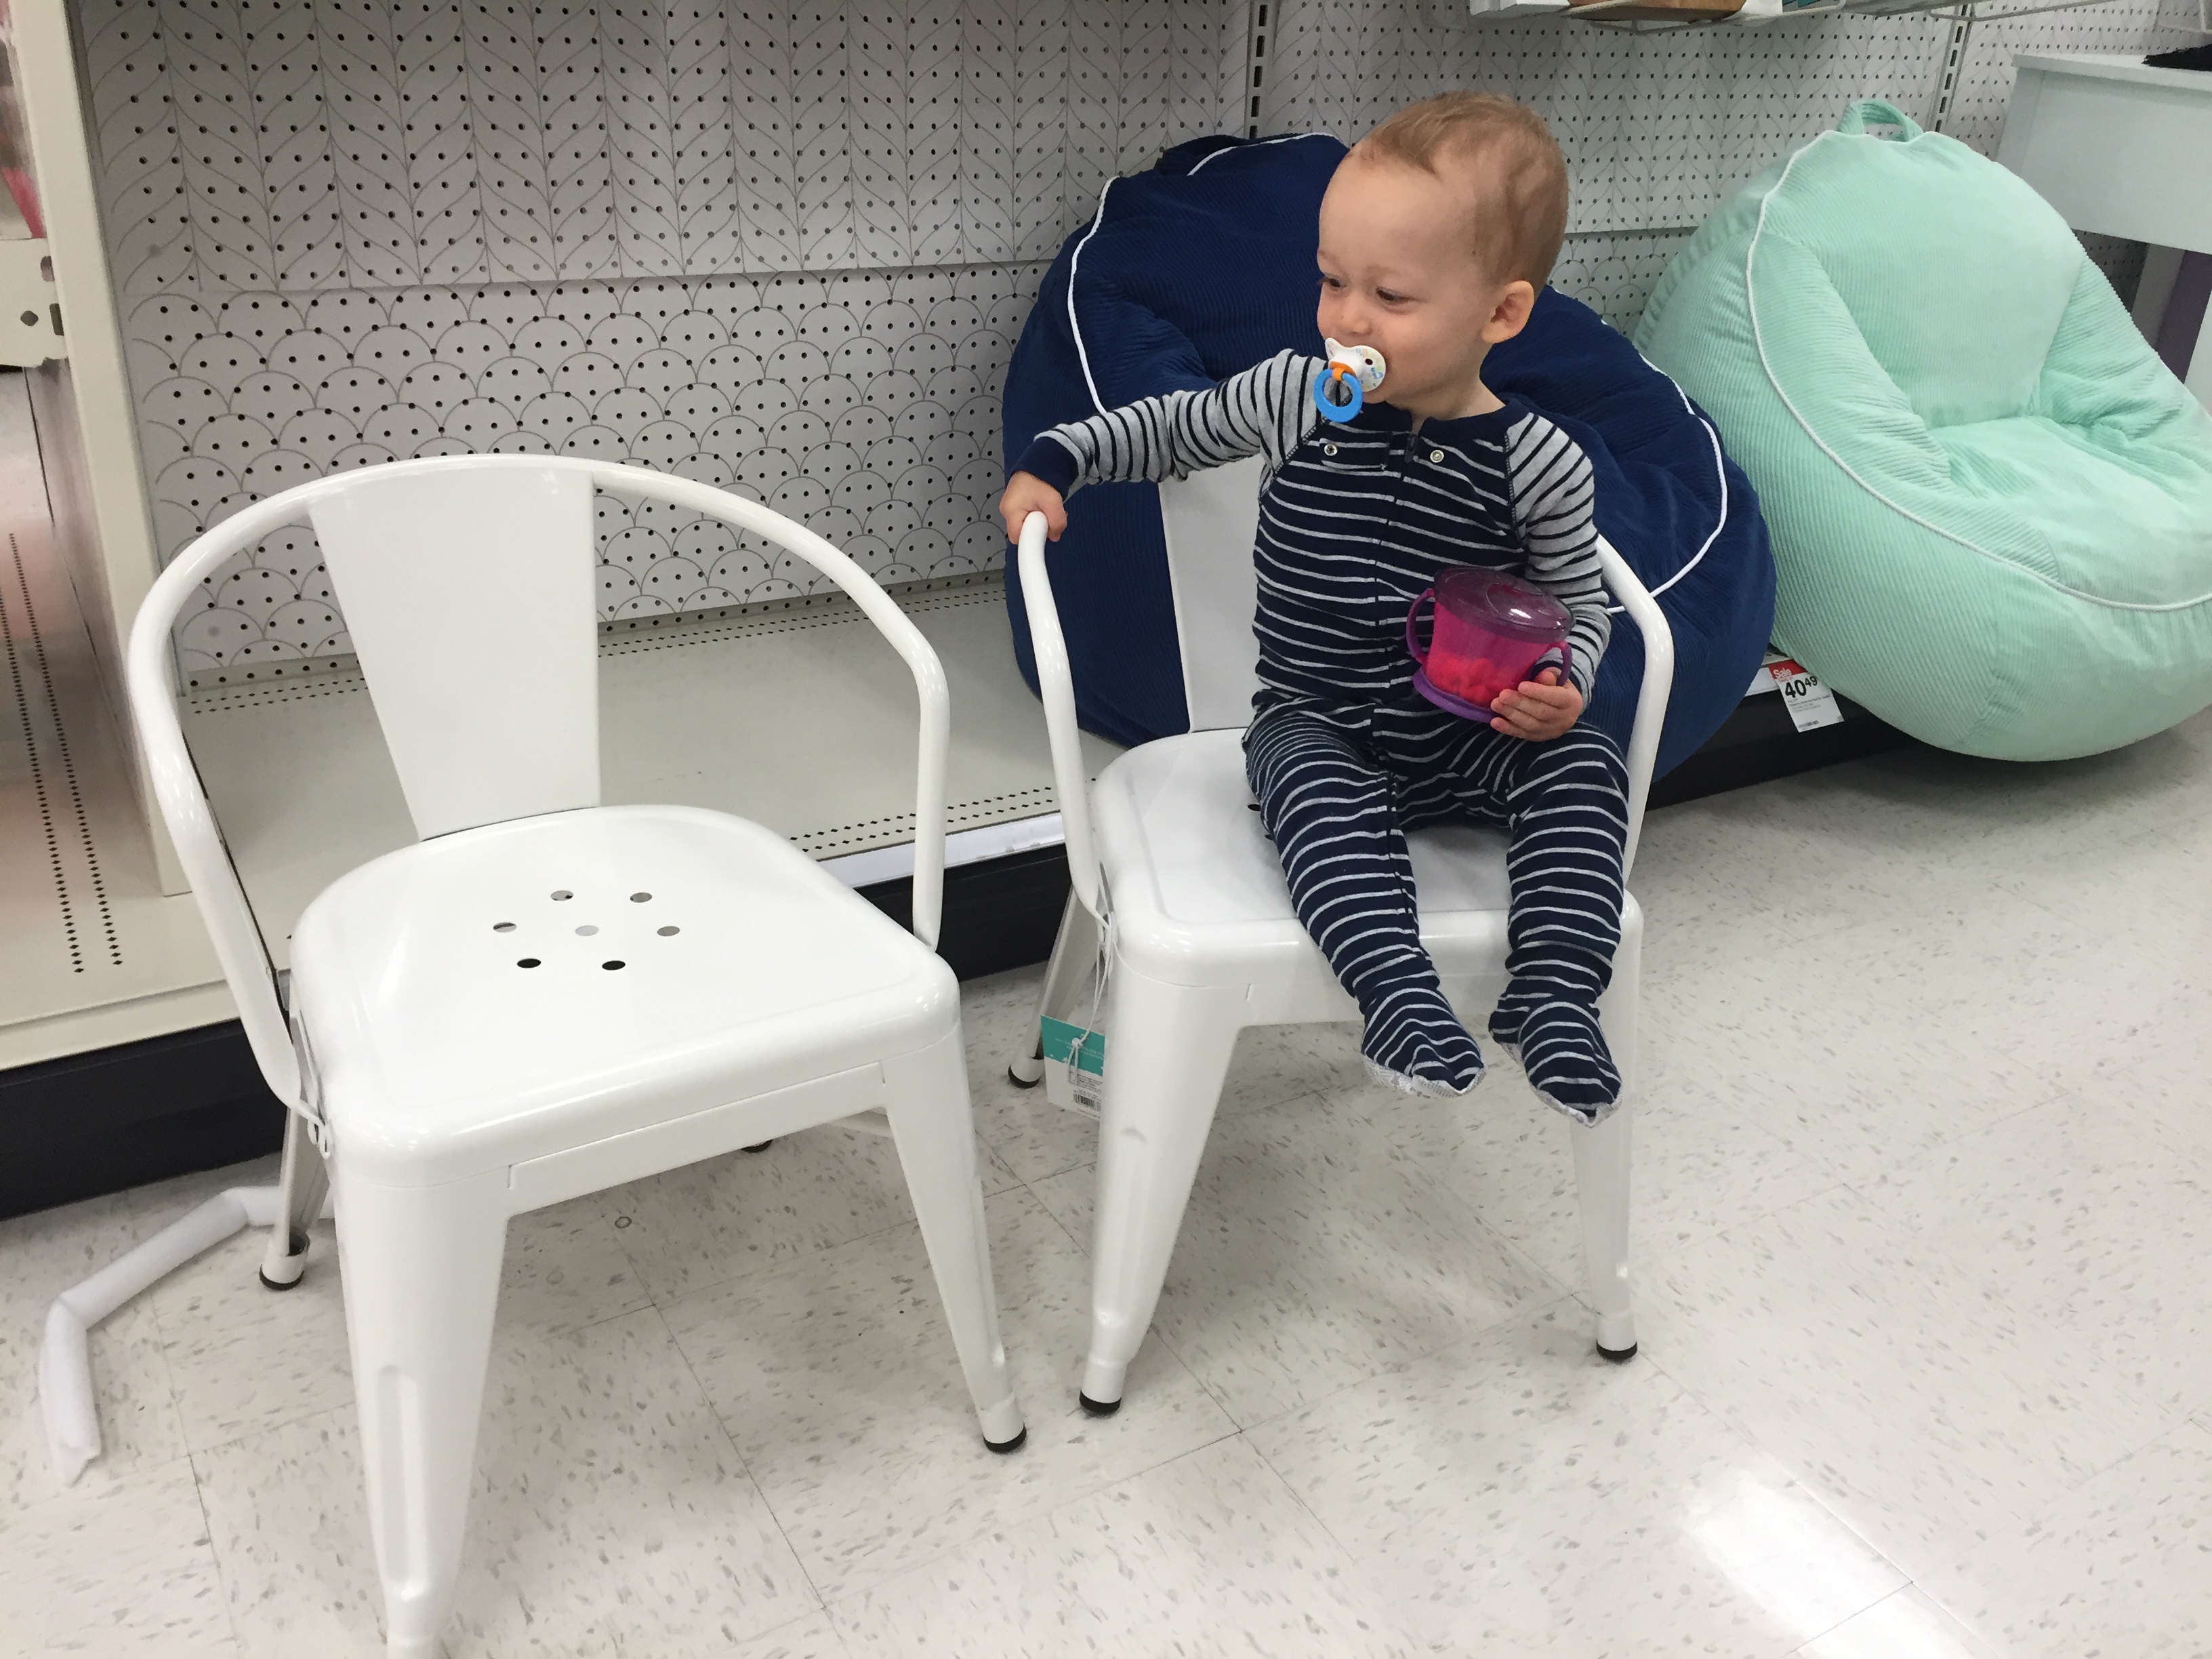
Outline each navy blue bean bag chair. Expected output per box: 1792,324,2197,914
1002,133,1776,777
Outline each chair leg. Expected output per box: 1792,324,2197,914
1572,1107,1635,1360
1081,969,1246,1414
333,1167,510,1659
1009,895,1102,1086
260,1113,328,1290
1578,905,1639,1361
885,1031,1027,1451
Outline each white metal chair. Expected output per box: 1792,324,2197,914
1008,459,1675,1412
123,455,1025,1659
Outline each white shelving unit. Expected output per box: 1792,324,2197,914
1472,0,2133,28
2,0,2200,1082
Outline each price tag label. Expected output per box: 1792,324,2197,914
1040,1016,1105,1119
1767,659,1843,732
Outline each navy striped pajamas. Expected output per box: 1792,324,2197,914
1018,350,1627,1120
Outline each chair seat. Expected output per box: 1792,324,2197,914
290,804,957,1184
1092,728,1521,994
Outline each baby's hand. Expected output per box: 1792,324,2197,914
999,472,1067,544
1490,668,1582,741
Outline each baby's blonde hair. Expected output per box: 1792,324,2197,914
1353,92,1568,289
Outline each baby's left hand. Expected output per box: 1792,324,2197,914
1490,668,1582,741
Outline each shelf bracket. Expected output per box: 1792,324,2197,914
0,239,64,367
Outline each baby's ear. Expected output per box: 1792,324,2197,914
1484,279,1538,344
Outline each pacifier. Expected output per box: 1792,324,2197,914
1313,338,1386,423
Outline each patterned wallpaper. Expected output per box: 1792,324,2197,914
78,0,2187,680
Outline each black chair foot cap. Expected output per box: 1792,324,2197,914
741,1141,774,1153
985,1426,1027,1454
1007,1065,1042,1089
1597,1341,1638,1364
1078,1391,1121,1417
258,1267,304,1292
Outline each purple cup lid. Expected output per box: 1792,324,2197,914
1432,566,1570,642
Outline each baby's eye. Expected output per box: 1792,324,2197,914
1376,289,1407,305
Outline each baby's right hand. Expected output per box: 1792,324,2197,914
999,472,1067,544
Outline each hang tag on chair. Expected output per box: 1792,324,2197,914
1040,1017,1106,1118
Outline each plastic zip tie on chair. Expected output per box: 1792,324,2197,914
39,1183,333,1483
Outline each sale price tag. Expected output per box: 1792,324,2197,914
1767,659,1843,732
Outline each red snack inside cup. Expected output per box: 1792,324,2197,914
1405,568,1572,720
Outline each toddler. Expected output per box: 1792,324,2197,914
998,93,1627,1124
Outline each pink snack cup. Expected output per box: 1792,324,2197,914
1405,566,1572,720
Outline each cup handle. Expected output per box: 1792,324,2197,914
1525,642,1574,689
1404,588,1435,667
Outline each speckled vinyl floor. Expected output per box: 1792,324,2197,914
5,715,2211,1658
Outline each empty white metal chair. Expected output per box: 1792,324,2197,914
125,456,1025,1659
1008,460,1674,1413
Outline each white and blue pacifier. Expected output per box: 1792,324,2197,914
1313,338,1387,423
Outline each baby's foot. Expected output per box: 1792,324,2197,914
1511,1001,1621,1125
1486,992,1538,1052
1361,985,1484,1098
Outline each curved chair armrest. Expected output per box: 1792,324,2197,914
127,495,329,1113
1594,535,1675,879
1014,512,1104,920
590,464,954,949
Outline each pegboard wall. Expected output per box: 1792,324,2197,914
79,0,2191,680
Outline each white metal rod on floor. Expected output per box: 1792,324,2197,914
38,1183,333,1483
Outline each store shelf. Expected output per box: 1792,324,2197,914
1469,0,2131,32
0,371,232,1071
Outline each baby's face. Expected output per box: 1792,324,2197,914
1315,150,1528,417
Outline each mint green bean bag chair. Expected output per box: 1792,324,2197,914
1636,100,2212,760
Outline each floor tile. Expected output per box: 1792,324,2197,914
1632,783,1949,956
1250,1301,1904,1658
830,1437,1418,1658
192,1309,816,1659
605,1124,1016,1305
674,1187,1237,1599
1636,1185,2171,1580
149,1184,691,1458
1987,830,2212,1080
1213,1021,1375,1115
150,1221,354,1456
1355,1059,1841,1294
1917,1420,2212,1659
963,969,1370,1187
725,1612,853,1658
1797,1586,2001,1659
956,962,1047,1081
1870,895,2201,1107
0,1457,237,1653
1866,1077,2212,1418
494,1192,654,1347
0,1191,184,1513
968,1086,1100,1187
1717,726,2212,899
958,966,1094,1185
1639,922,2060,1188
1028,1092,1559,1428
663,1187,1067,1448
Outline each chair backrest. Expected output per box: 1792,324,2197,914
1158,456,1265,732
130,454,954,1121
307,458,600,838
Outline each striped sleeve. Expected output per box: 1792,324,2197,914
1014,349,1325,494
1506,412,1612,701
